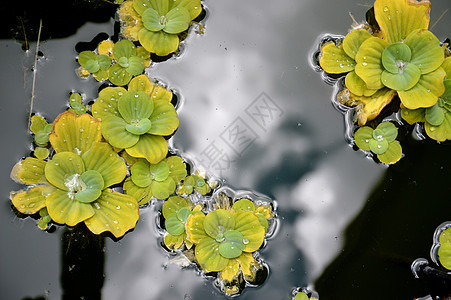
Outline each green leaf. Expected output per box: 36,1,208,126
126,56,145,75
294,292,309,300
381,43,412,74
355,37,388,90
354,126,373,151
126,118,152,135
185,213,208,244
369,138,389,155
404,29,444,75
439,228,451,245
165,213,186,236
74,170,104,203
84,190,139,238
82,144,126,189
232,199,255,212
164,232,185,250
108,64,133,86
11,157,47,185
169,0,202,20
138,28,180,56
113,39,136,60
342,29,372,59
148,100,179,135
124,134,168,164
142,8,165,32
162,196,188,218
401,106,425,124
196,237,229,272
101,115,140,149
91,87,126,121
377,141,402,165
130,159,152,187
123,177,153,205
381,62,421,91
345,71,378,97
164,7,190,34
203,209,236,240
319,42,355,74
425,102,445,126
166,156,187,184
97,55,112,70
150,177,176,199
218,230,245,259
150,0,169,14
133,0,152,15
376,122,398,143
34,147,50,160
78,51,98,72
438,243,451,270
46,189,95,226
234,211,265,253
45,152,85,191
10,185,55,215
49,112,102,155
30,115,49,135
150,160,170,181
374,0,430,44
425,110,451,142
118,90,154,123
398,67,446,109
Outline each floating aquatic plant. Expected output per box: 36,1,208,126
186,208,265,272
68,92,87,116
177,174,211,196
123,155,187,203
118,0,203,56
11,112,140,238
315,0,450,165
108,39,148,86
401,57,451,142
91,79,179,163
437,226,451,270
77,50,111,80
161,196,203,250
354,121,402,164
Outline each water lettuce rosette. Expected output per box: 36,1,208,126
161,196,202,250
354,121,402,164
319,0,446,124
118,0,202,56
108,39,148,86
91,77,179,164
123,156,187,204
185,209,265,273
401,57,451,141
10,112,139,238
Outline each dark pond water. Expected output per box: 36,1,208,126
1,0,450,299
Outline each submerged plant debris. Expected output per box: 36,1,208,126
314,0,450,165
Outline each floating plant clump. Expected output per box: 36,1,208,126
9,0,279,296
157,190,277,296
313,0,450,164
411,222,451,298
118,0,204,56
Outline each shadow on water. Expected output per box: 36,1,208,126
0,0,117,50
315,135,451,299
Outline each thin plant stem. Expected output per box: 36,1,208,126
29,18,42,129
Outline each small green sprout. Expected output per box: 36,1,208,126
30,115,53,147
108,39,147,86
354,122,402,164
68,93,87,116
177,174,211,195
78,50,111,80
123,156,187,203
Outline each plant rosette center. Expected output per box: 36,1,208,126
381,42,420,91
142,7,190,34
65,170,104,203
125,118,152,135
